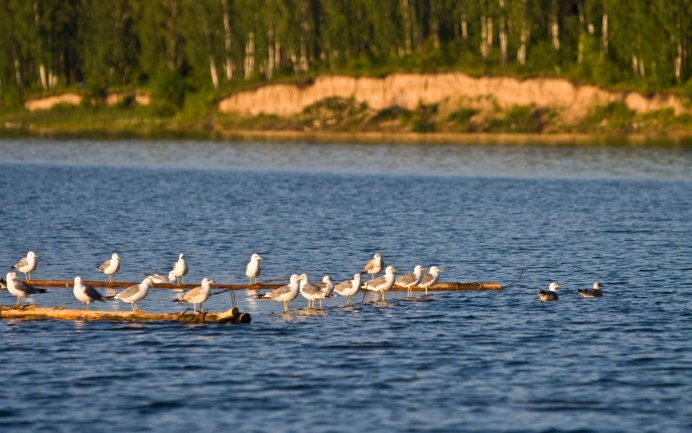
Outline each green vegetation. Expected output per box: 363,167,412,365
0,1,691,138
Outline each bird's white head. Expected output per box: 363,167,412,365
352,273,362,282
414,265,425,275
593,281,602,290
28,251,38,259
429,266,443,275
202,277,215,286
548,282,561,291
6,271,17,281
179,253,185,260
112,253,120,260
374,253,382,261
252,253,263,262
142,276,154,286
289,274,301,285
74,276,82,285
299,273,309,282
322,275,332,283
385,265,398,274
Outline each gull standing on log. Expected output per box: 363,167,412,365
264,274,301,313
178,277,215,313
334,273,362,306
396,265,425,298
73,276,104,309
299,273,326,309
114,276,153,312
245,253,263,285
13,251,38,281
363,265,398,302
5,271,48,305
538,282,561,301
362,253,384,280
171,253,188,285
418,266,443,295
317,275,334,308
96,253,120,283
578,281,604,298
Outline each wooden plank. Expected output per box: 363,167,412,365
0,305,251,324
22,279,504,291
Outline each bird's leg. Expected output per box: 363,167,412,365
381,291,385,302
16,297,20,306
319,299,323,309
283,301,288,313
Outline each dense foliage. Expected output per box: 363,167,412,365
1,0,690,108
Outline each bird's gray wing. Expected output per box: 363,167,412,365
181,286,202,301
366,276,386,289
363,258,376,273
115,284,140,300
97,259,111,272
84,285,103,301
420,274,434,285
396,273,416,285
265,285,292,299
14,257,28,269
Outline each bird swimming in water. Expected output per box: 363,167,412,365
96,253,120,283
264,274,301,313
538,282,561,301
14,251,38,281
73,276,104,309
578,281,603,298
362,253,384,280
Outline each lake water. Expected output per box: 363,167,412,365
1,138,691,432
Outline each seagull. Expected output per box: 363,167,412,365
334,273,362,305
245,253,263,285
317,275,334,308
538,282,561,301
578,281,604,298
171,253,188,285
363,265,398,302
73,276,104,309
264,274,301,313
114,276,153,312
418,266,443,295
145,271,176,284
362,253,384,280
178,277,215,313
395,265,425,297
5,271,48,306
13,251,38,281
96,253,120,283
299,273,326,309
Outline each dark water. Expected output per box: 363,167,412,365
1,139,691,432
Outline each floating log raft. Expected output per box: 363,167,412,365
0,305,251,324
21,279,504,291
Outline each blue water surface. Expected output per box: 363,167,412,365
0,138,691,432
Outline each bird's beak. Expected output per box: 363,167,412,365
393,268,399,273
258,256,264,261
438,268,444,272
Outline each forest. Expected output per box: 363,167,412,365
0,0,691,112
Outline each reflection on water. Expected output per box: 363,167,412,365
1,137,690,180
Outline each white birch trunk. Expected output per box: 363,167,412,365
39,64,47,90
209,56,219,90
222,0,233,80
601,14,608,58
499,0,507,67
401,0,412,54
244,32,255,80
551,0,560,50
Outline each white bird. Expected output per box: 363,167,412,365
264,274,301,312
299,273,326,309
171,253,188,285
538,282,561,301
334,273,362,305
363,265,398,302
145,271,176,285
362,252,384,280
245,253,263,285
395,265,425,297
578,281,604,298
178,277,215,313
96,253,121,283
418,266,443,295
5,271,48,305
317,275,334,308
14,251,38,281
114,276,153,312
73,276,103,309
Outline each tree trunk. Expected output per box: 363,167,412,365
221,0,233,80
400,0,412,54
460,2,468,40
601,13,608,58
267,29,275,80
244,32,255,79
430,0,440,48
499,0,507,67
209,55,219,90
551,0,560,50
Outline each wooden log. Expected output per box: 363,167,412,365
0,305,251,324
23,279,504,292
